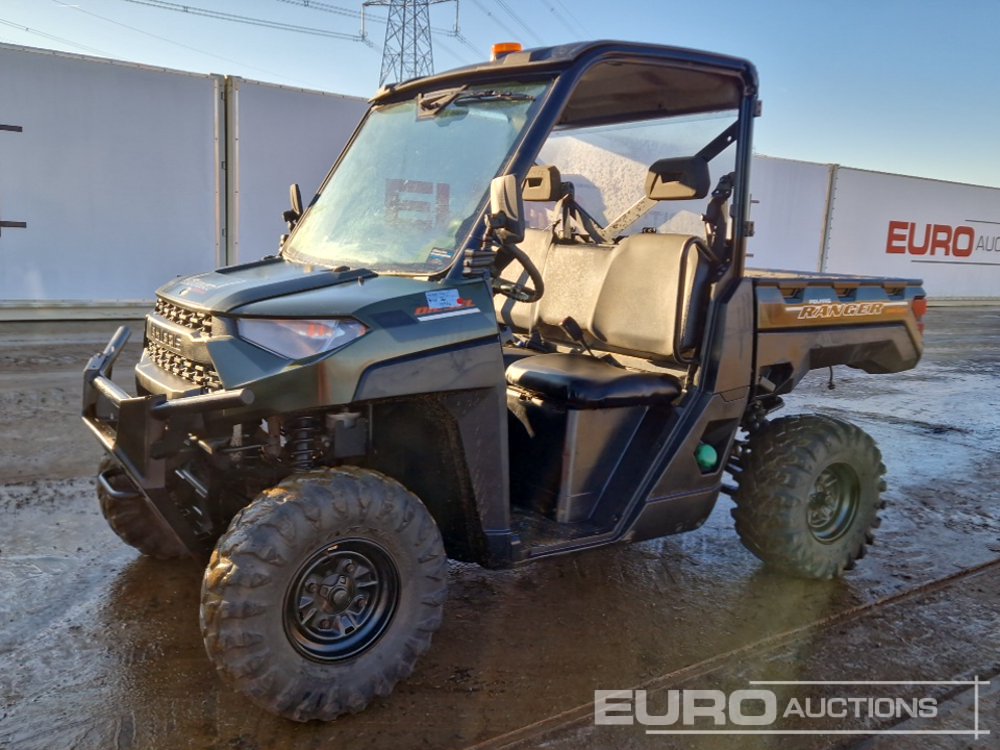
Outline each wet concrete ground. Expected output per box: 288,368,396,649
0,308,998,749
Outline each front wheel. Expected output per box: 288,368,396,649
200,467,447,722
732,414,886,580
96,456,188,560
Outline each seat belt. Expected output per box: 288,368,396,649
702,172,734,266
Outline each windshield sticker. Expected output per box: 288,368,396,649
426,247,453,268
386,179,450,229
415,290,479,321
426,289,460,309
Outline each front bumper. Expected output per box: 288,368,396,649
82,326,255,558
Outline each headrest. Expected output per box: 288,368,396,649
523,165,564,202
646,156,710,201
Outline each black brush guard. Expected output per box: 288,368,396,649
82,326,254,558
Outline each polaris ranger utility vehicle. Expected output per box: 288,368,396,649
83,40,927,722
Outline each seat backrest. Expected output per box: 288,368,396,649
589,233,711,362
494,227,554,331
496,232,712,365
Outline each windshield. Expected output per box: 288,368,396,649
283,81,549,274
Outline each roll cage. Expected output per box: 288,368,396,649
368,40,760,286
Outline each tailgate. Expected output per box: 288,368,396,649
749,268,926,377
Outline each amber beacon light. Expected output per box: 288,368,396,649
491,42,523,60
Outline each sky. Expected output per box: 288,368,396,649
1,0,998,188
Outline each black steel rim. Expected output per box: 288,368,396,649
284,538,399,662
807,463,860,543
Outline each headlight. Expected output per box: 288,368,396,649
238,318,368,360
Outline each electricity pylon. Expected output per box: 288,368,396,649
364,0,456,85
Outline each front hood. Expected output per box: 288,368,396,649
147,256,498,402
156,257,374,312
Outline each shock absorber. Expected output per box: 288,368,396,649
287,415,323,470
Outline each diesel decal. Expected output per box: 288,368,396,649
797,302,885,320
414,301,478,321
885,220,1000,257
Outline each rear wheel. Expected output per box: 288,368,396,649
96,456,188,560
732,414,886,579
200,467,447,722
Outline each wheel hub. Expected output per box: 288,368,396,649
328,586,351,610
284,539,399,662
807,463,860,543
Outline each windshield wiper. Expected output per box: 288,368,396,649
451,90,534,106
418,87,533,117
418,86,466,115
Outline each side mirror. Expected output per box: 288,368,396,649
646,156,711,201
283,183,303,230
487,174,525,246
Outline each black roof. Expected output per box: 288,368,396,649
372,39,758,103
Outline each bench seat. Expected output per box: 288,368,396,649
506,353,681,409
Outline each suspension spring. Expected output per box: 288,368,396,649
287,415,323,470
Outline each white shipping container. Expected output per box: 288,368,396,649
0,44,222,305
747,155,832,272
823,168,1000,299
0,45,367,317
224,78,366,264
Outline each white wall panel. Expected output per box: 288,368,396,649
823,168,1000,299
2,42,997,309
226,79,366,264
0,44,221,302
747,155,831,272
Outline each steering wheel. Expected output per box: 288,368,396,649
492,242,545,303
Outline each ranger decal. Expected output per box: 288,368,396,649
797,302,886,320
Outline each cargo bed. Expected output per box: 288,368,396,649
748,268,926,391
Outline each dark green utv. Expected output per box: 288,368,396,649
83,40,926,721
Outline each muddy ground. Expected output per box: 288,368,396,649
0,308,998,750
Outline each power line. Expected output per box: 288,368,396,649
469,0,521,43
51,1,295,82
433,30,477,64
273,0,469,55
551,0,588,37
117,0,370,44
452,31,479,56
431,32,466,66
0,16,111,56
494,0,543,45
273,0,371,23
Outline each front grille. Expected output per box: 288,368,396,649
147,341,223,391
154,297,213,337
